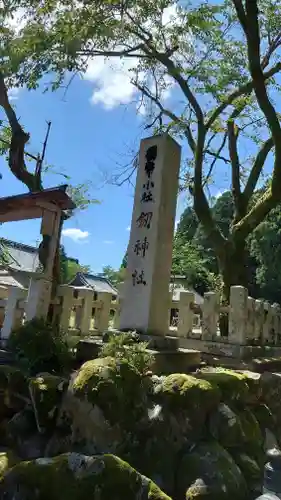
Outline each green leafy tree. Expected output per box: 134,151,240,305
101,265,126,286
121,251,128,270
172,235,218,296
59,245,90,284
176,207,198,241
3,0,281,301
175,190,281,302
249,205,281,303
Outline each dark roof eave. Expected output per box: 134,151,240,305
0,184,76,216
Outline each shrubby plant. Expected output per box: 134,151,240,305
7,319,72,376
100,332,154,375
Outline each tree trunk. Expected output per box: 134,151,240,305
218,237,248,337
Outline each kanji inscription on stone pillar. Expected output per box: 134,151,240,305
120,134,181,335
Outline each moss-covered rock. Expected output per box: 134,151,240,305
153,373,220,429
236,408,263,454
236,370,262,404
231,452,262,496
209,403,244,449
0,365,28,418
209,402,264,466
1,452,171,499
6,408,49,461
29,373,68,433
72,357,150,427
47,357,151,456
259,372,281,445
0,419,9,447
0,449,18,479
196,368,251,405
123,405,191,496
176,441,247,500
252,403,274,436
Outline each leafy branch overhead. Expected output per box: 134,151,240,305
3,0,281,297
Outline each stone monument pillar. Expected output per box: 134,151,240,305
120,134,181,335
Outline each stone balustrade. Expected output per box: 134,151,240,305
1,283,281,351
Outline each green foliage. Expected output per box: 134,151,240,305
0,238,12,265
172,236,218,295
3,0,281,296
101,265,126,286
65,184,100,213
100,332,154,375
176,207,198,241
121,251,128,269
59,245,90,283
173,190,281,301
7,319,72,376
248,204,281,302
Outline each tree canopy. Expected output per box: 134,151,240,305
3,0,281,298
174,190,281,304
100,265,126,286
59,245,90,284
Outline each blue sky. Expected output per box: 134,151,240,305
0,66,192,273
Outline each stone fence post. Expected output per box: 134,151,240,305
95,292,112,333
113,300,121,330
77,289,94,335
228,286,248,345
177,291,194,338
247,297,255,342
254,299,264,344
263,301,272,344
58,286,74,332
202,291,219,340
1,286,27,342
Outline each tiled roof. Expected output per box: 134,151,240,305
69,272,118,295
0,269,25,288
0,238,39,272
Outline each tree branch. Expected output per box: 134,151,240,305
156,52,204,125
79,48,148,59
133,80,196,152
0,73,42,191
203,131,228,187
233,188,277,240
227,119,242,217
262,31,281,68
206,61,281,131
243,136,274,203
193,183,227,259
233,0,281,191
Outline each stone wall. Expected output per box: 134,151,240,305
0,356,280,499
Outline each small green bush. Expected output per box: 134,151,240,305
100,332,154,375
7,319,72,376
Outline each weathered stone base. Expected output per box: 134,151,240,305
171,335,281,360
150,348,202,374
76,337,103,363
75,334,202,374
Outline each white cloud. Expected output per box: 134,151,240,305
103,240,114,245
62,228,90,242
85,57,141,110
126,226,131,231
84,4,183,110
